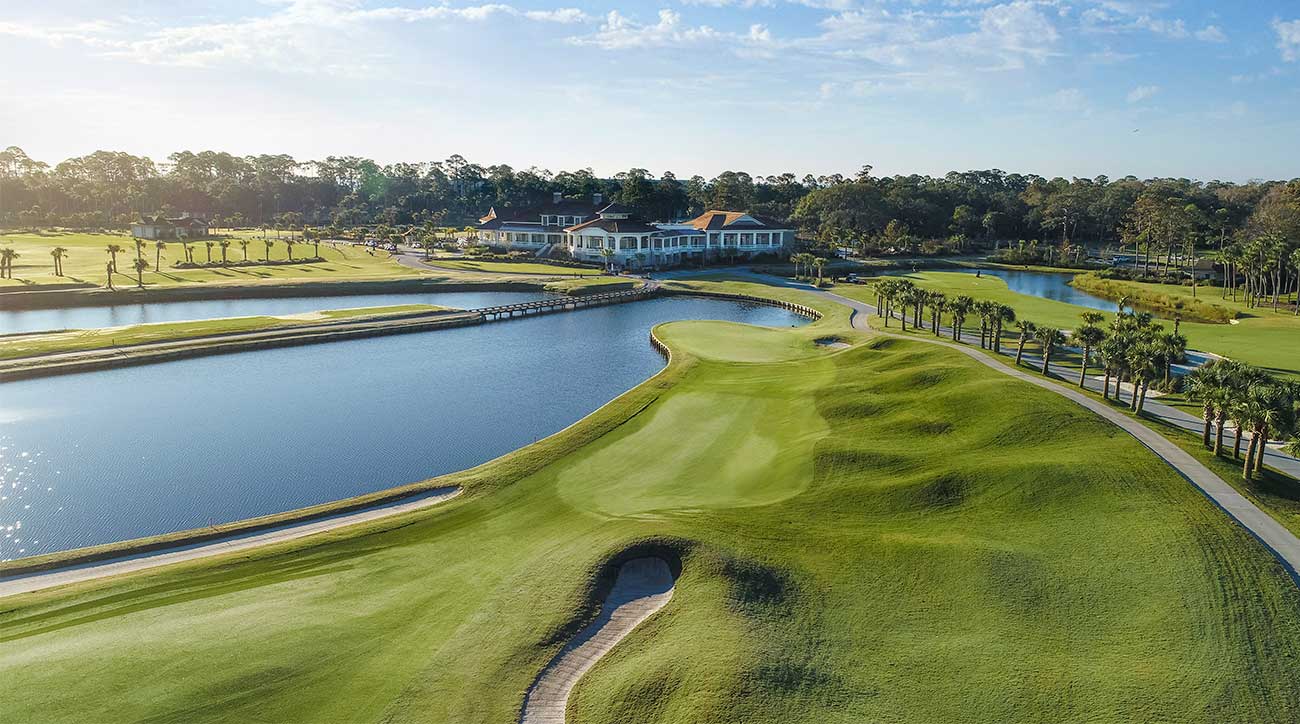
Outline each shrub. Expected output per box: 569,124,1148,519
1070,273,1237,324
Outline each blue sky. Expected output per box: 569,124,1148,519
2,0,1298,180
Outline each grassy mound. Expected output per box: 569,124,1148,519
2,301,1299,723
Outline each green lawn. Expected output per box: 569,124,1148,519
838,271,1300,379
0,231,418,288
0,304,450,360
426,258,604,276
3,282,1299,723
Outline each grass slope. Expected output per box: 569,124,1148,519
2,292,1299,723
840,271,1300,379
425,258,603,276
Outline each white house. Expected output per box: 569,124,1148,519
131,216,210,241
477,193,792,269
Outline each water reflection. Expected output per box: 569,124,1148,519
0,291,552,334
0,297,808,558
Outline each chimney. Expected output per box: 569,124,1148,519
553,191,562,205
593,192,603,206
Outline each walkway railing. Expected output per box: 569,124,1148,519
477,286,659,321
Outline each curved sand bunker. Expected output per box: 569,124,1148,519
519,557,676,724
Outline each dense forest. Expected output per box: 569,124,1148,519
2,146,1297,266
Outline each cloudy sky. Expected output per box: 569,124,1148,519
2,0,1298,180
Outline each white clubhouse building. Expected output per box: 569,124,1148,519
477,193,792,268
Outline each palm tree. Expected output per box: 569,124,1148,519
49,246,68,276
218,239,232,265
1071,324,1107,387
974,300,995,348
204,241,215,264
264,239,275,262
1034,326,1065,375
0,248,13,278
947,296,973,342
1125,343,1158,413
133,257,149,288
1096,337,1123,400
1152,330,1187,386
600,247,615,270
105,243,124,273
181,240,193,264
992,304,1015,353
283,238,295,262
812,257,827,286
239,239,250,261
897,285,919,331
925,291,946,336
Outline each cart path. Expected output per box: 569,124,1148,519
519,557,676,724
0,487,461,599
820,288,1300,580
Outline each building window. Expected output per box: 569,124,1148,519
620,237,637,250
740,233,753,245
724,233,738,246
692,237,705,248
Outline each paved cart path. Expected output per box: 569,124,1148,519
519,558,675,724
0,488,461,599
817,288,1300,579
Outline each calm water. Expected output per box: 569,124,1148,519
0,291,552,334
0,297,807,559
960,268,1119,313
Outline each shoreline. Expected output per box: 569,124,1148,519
0,287,829,590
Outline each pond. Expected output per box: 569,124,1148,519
960,268,1120,313
0,296,809,560
0,290,554,334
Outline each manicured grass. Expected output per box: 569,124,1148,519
3,282,1299,723
425,258,603,276
543,277,641,294
838,272,1300,379
0,304,449,360
0,231,418,288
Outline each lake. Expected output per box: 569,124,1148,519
961,268,1120,313
0,290,553,334
0,296,808,559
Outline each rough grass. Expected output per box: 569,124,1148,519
1070,273,1238,323
2,288,1299,723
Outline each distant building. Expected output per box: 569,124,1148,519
476,192,791,268
131,216,209,241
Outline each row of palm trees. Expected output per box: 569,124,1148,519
790,252,828,284
873,278,1015,348
0,247,19,278
871,275,1298,481
1187,360,1300,481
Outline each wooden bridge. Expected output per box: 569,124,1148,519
477,287,659,321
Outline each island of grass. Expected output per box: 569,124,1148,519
3,279,1299,723
0,304,453,361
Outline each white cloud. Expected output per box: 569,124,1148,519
1276,19,1300,62
567,8,774,50
1045,87,1088,113
1194,25,1226,43
0,2,592,74
1126,84,1159,103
